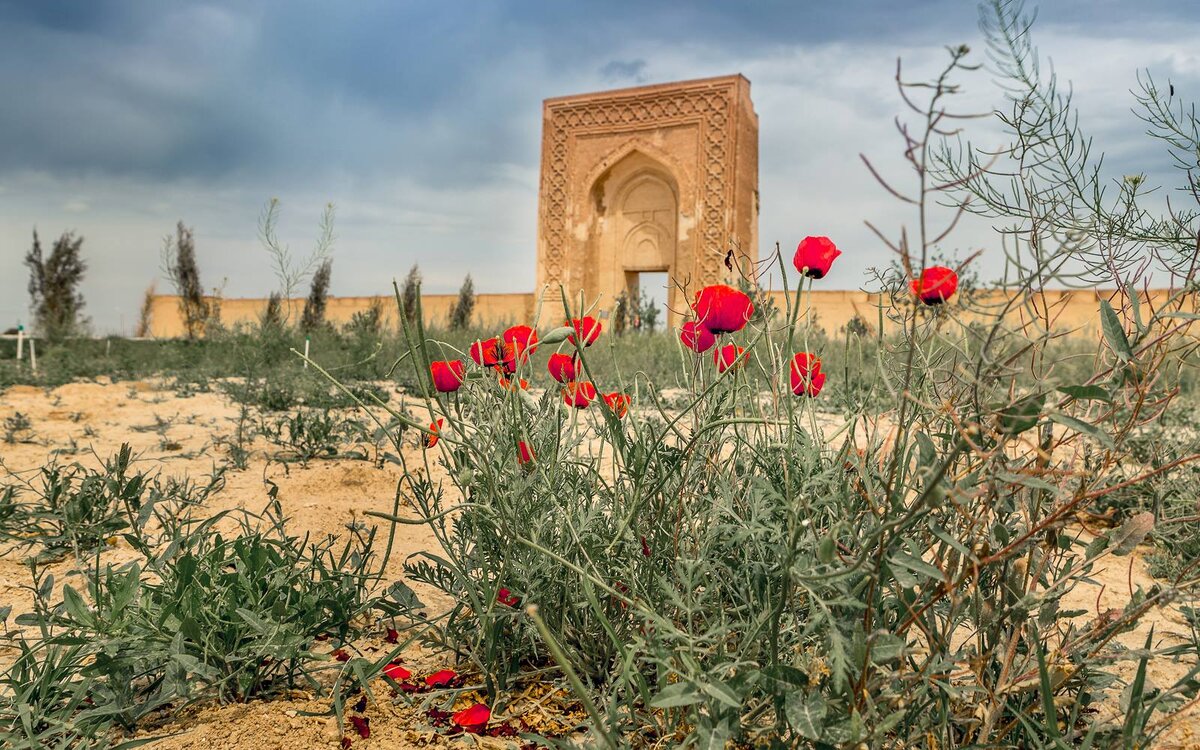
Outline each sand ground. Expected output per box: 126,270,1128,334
1,379,1197,748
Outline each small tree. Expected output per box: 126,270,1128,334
161,222,209,340
25,230,88,340
400,264,421,326
300,259,332,332
449,274,476,330
260,292,284,331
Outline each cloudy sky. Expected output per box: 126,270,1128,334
1,0,1197,333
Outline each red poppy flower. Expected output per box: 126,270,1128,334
502,325,538,356
452,703,491,734
499,341,528,374
566,317,602,347
602,392,631,418
349,716,370,739
383,662,411,681
910,266,958,305
680,321,717,353
713,344,746,373
517,441,535,465
425,669,457,687
497,587,520,608
692,285,754,334
332,648,351,662
425,419,443,449
430,360,465,392
469,337,502,367
790,352,826,397
547,353,578,383
385,628,399,644
562,381,597,408
793,236,842,279
497,375,529,391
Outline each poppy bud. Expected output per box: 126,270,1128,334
692,284,754,334
680,321,717,353
911,266,958,305
517,441,535,465
429,360,465,392
793,236,842,279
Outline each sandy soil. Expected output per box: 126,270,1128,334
1,379,1197,748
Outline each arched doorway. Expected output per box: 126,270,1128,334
588,151,680,327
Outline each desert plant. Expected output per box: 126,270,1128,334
259,410,371,465
258,198,335,325
260,292,285,331
25,230,88,341
449,273,476,330
301,259,333,332
400,264,421,326
161,222,210,340
313,6,1200,747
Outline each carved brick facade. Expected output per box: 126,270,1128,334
536,75,759,326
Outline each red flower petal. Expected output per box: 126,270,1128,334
912,265,959,305
562,381,597,408
692,285,754,334
332,648,351,662
680,321,717,353
425,418,443,449
385,628,399,644
349,715,370,739
793,236,842,279
383,662,411,681
452,703,491,734
497,587,521,608
713,344,746,373
430,360,466,393
547,352,578,383
425,669,457,687
566,317,602,347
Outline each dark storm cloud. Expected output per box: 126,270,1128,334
0,0,1190,186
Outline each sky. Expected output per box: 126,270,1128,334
1,0,1198,333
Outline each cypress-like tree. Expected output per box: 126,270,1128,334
261,292,284,331
301,259,332,332
449,274,476,330
161,222,209,339
400,264,421,326
25,230,88,340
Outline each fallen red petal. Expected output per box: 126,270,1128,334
425,669,457,687
349,715,370,739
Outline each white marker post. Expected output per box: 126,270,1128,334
29,338,37,375
15,325,23,361
303,336,310,369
